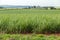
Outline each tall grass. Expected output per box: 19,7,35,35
0,13,60,34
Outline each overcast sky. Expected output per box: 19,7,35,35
0,0,60,6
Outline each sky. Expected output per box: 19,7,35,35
0,0,60,6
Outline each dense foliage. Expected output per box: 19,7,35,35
0,9,60,34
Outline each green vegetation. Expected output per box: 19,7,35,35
0,9,60,34
0,34,60,40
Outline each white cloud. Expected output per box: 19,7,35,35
0,0,60,6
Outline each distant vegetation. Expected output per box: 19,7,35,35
0,5,60,10
0,7,3,9
23,6,60,10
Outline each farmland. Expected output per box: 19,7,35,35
0,9,60,40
